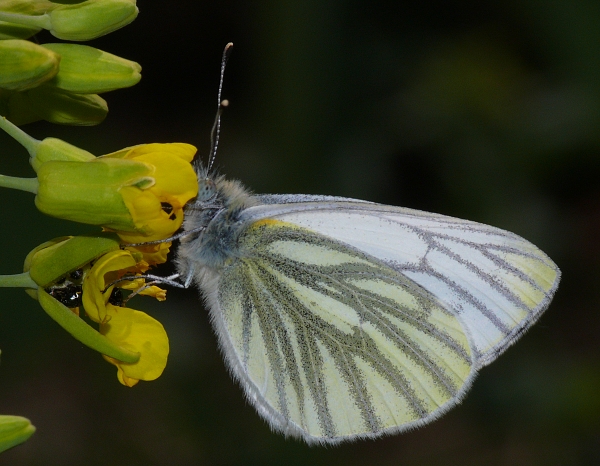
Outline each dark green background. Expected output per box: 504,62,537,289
0,1,598,464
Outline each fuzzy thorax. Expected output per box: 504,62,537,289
176,176,259,281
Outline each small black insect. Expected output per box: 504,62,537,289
46,268,85,308
47,283,82,308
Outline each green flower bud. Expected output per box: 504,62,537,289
0,0,54,39
0,0,138,41
42,43,141,94
0,0,55,15
0,115,95,170
35,158,151,230
48,0,138,41
0,39,60,91
1,90,39,125
3,87,108,126
0,415,35,454
0,20,40,40
25,85,108,126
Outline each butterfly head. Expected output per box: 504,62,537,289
197,176,217,202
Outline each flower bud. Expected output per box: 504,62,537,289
42,43,141,94
1,90,39,125
0,114,95,170
0,0,54,39
0,1,137,41
0,39,59,91
48,0,138,41
0,21,40,40
0,415,35,454
25,85,108,126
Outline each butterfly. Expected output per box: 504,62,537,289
174,171,560,445
173,43,559,445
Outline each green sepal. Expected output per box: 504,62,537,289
24,85,108,126
0,39,60,91
42,43,141,94
35,158,150,230
38,288,141,364
0,415,35,454
32,137,96,170
26,234,121,288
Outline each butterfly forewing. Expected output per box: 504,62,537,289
241,199,560,368
212,219,475,443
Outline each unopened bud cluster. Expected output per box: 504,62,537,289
0,0,140,125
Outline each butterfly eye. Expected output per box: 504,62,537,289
197,178,216,202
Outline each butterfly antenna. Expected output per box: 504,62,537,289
207,42,233,172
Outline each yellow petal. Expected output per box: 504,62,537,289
82,249,137,322
125,242,171,266
136,152,198,207
115,145,198,242
101,304,169,385
116,370,139,387
123,143,197,162
138,286,167,301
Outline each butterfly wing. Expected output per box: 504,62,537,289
244,196,561,368
203,218,475,444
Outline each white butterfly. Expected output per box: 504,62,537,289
175,175,560,445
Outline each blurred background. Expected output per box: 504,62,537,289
0,0,599,464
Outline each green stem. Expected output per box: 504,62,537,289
0,175,38,194
38,289,141,364
0,11,51,29
0,272,37,288
0,117,40,157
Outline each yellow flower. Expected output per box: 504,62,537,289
0,118,198,242
82,249,169,386
102,143,198,243
35,143,198,241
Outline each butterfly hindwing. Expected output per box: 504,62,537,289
210,219,475,444
242,198,560,368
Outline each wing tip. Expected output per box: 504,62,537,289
475,263,561,370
